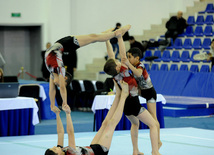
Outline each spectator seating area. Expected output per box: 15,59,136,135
141,3,214,102
143,4,214,75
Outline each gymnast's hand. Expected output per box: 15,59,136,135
51,106,61,114
120,80,129,97
121,57,130,67
62,104,71,114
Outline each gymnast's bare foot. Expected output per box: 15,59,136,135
115,24,131,37
152,151,161,155
102,28,114,34
133,152,144,155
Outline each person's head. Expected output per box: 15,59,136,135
177,11,183,19
46,42,51,49
116,23,121,28
45,146,64,155
211,39,214,50
0,68,4,82
104,58,121,76
127,47,142,66
53,71,72,88
128,36,135,44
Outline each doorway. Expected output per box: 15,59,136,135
0,26,42,80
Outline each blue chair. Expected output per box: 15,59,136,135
173,38,183,49
171,50,180,62
187,16,195,25
183,38,192,49
179,64,188,71
203,25,213,37
204,15,214,25
202,38,211,50
199,3,214,14
144,63,150,71
195,16,204,25
153,50,162,62
190,65,199,72
161,50,171,62
170,64,178,71
142,50,152,61
194,26,203,37
180,50,190,62
192,38,202,49
150,64,159,71
160,64,168,71
185,26,194,37
190,51,200,62
200,65,210,72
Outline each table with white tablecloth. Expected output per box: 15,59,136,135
92,94,166,131
0,97,39,136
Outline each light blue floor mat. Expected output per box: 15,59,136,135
0,127,213,155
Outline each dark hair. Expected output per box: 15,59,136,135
212,39,214,43
116,23,121,27
104,59,118,76
129,36,135,40
65,72,72,86
45,149,57,155
127,47,142,59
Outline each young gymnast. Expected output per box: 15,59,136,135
44,25,131,112
103,27,161,155
125,47,162,150
45,80,129,155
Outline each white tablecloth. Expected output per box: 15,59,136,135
91,94,166,113
0,97,39,125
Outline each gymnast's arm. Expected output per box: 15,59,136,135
63,104,76,149
55,108,64,147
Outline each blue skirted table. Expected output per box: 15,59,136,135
18,80,56,120
92,94,166,131
0,97,39,136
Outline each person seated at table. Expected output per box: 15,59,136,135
103,28,160,155
0,68,4,82
45,80,129,155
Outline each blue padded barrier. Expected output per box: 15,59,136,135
150,71,192,96
181,72,214,98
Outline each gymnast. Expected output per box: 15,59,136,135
44,25,131,112
45,80,129,155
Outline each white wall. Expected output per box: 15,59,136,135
0,0,199,71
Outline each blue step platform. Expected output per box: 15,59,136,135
163,96,214,117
